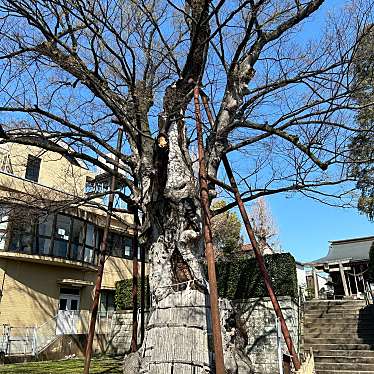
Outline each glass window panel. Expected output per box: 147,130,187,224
99,290,115,316
84,247,93,263
110,233,123,257
71,219,84,245
95,229,102,251
123,237,133,258
25,155,41,182
99,294,106,316
124,245,131,258
59,298,67,310
107,292,115,312
55,215,71,241
38,215,54,236
0,207,8,250
53,240,68,258
38,237,51,255
0,232,5,250
70,243,83,261
9,232,33,254
86,224,94,247
70,299,78,311
0,213,8,231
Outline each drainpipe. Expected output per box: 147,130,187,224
276,317,284,374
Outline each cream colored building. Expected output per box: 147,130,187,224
0,141,139,353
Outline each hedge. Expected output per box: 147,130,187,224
115,253,298,308
212,253,298,299
115,276,150,310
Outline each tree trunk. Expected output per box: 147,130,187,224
124,121,252,373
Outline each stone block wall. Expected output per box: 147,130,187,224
105,311,150,355
108,296,299,373
227,296,299,374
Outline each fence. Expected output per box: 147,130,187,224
0,326,35,356
0,311,116,357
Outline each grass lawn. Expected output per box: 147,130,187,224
0,356,123,374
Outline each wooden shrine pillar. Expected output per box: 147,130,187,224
339,262,349,297
313,269,319,299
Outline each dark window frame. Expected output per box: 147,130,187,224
24,155,41,182
99,289,116,316
6,211,136,264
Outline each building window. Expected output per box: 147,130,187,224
38,214,54,255
9,221,34,254
0,151,13,174
108,233,133,259
70,218,85,261
99,290,115,317
0,206,9,250
25,155,41,182
5,209,134,265
53,214,71,258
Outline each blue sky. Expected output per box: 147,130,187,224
234,0,373,263
267,194,373,263
271,0,373,263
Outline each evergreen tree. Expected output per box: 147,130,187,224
211,200,243,257
350,26,374,220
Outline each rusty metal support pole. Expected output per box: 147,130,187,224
83,127,123,374
130,204,139,352
200,94,301,371
193,86,225,374
140,242,146,344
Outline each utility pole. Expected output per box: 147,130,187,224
83,127,123,374
193,86,225,374
200,94,301,371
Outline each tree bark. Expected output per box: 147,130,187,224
124,120,252,373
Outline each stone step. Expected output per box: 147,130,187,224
304,337,374,345
304,329,374,340
304,343,374,351
317,370,374,374
304,301,367,307
304,299,367,306
304,308,374,316
304,326,374,334
304,302,371,307
315,362,374,371
304,320,374,328
304,300,367,303
316,355,374,364
304,315,372,324
304,306,370,313
310,350,374,358
302,333,374,344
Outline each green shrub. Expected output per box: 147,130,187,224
115,276,150,310
115,253,298,308
212,253,298,299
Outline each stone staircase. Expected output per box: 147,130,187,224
303,300,374,374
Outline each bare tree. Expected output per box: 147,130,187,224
0,0,373,372
250,197,279,254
